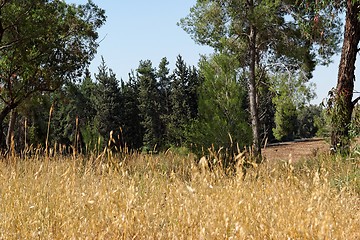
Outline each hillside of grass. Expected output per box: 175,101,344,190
0,151,359,239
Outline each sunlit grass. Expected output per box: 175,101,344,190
0,150,358,239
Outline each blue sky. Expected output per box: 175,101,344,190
68,0,212,76
69,0,359,105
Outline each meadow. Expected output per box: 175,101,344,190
0,147,359,239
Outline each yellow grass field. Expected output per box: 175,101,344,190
0,149,359,239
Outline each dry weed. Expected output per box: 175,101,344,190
0,152,358,239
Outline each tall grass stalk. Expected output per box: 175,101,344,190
0,152,358,239
45,104,54,158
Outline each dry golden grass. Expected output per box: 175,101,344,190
0,151,359,239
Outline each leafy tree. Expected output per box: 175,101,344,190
187,53,251,162
137,60,162,151
297,104,323,139
273,99,298,141
0,0,106,149
180,0,340,162
315,107,332,138
271,73,315,141
13,93,52,150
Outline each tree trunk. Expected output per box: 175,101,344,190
249,24,262,163
6,109,17,151
331,0,360,153
0,105,14,150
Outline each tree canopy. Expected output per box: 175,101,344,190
0,0,106,148
179,0,342,161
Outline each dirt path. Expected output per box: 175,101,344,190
262,138,329,162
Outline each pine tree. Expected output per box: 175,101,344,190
156,57,172,147
187,53,251,162
180,0,341,162
169,55,191,146
271,74,315,141
79,69,98,150
187,66,202,120
94,57,123,149
51,83,89,153
137,60,162,151
120,72,144,150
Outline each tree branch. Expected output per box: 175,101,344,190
0,0,9,9
0,40,20,51
352,96,360,106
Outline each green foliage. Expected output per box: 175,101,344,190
186,54,251,156
314,107,332,138
349,104,360,139
187,66,202,120
52,80,100,153
157,57,172,147
168,55,199,146
257,70,276,143
51,85,80,149
271,73,316,141
79,69,99,150
137,60,162,151
0,0,106,148
285,1,342,66
93,57,123,149
273,100,298,141
180,0,340,158
297,105,323,138
179,0,340,73
327,91,353,152
120,73,143,150
18,94,52,148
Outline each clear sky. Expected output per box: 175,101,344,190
68,0,359,105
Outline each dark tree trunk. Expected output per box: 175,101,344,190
0,105,14,150
249,24,262,163
331,0,360,153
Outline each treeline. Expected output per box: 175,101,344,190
9,55,200,153
6,53,326,155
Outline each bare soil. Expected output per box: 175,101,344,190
263,138,329,162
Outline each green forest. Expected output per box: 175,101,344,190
0,0,359,161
